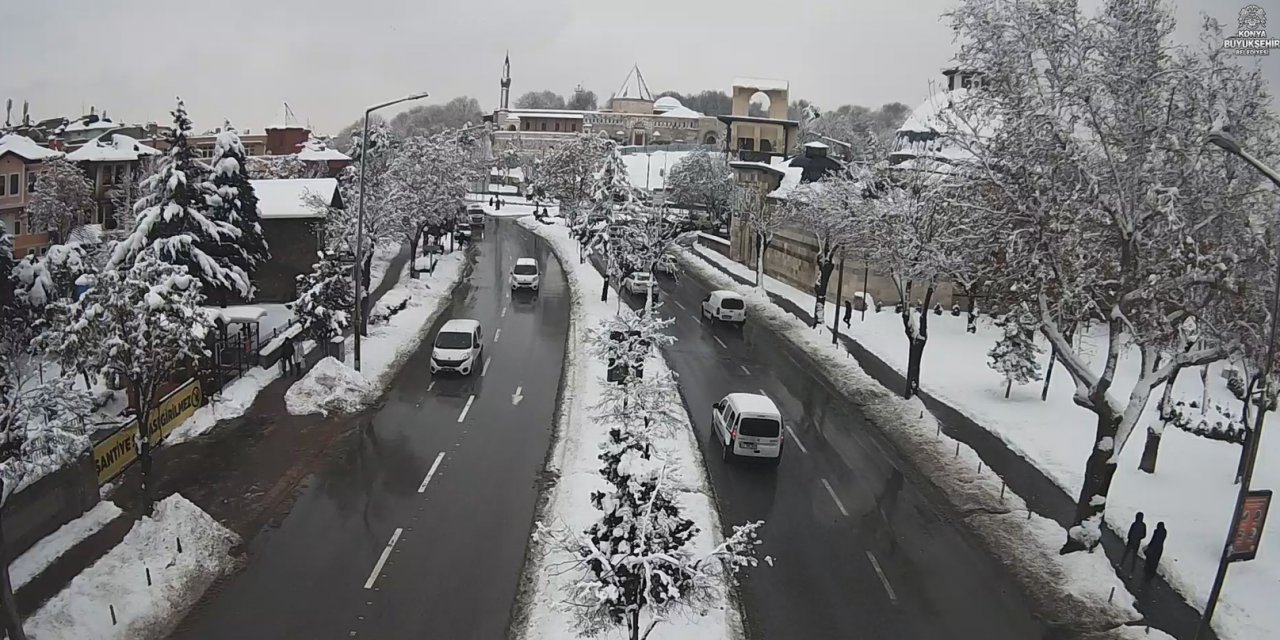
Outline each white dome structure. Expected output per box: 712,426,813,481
653,96,683,113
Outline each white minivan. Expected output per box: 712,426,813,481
510,257,540,291
430,319,483,375
711,393,783,464
701,290,746,325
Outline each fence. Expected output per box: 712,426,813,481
620,143,715,155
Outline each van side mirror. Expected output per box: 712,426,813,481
712,401,723,411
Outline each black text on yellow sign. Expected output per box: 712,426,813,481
93,379,203,485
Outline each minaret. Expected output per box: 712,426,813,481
499,52,511,110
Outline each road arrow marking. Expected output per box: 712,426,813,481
512,386,524,406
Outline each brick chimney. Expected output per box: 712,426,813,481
265,125,310,155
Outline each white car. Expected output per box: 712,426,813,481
701,290,746,324
468,205,485,227
623,272,653,296
510,257,540,291
430,319,483,376
712,393,783,464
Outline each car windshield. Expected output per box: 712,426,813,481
721,297,744,310
435,331,472,349
739,417,781,438
514,264,537,275
632,273,651,282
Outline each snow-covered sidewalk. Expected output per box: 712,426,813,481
686,242,1278,640
24,494,239,640
10,501,123,591
515,219,741,640
677,246,1143,635
285,249,467,416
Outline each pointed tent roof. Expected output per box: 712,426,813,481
613,64,653,101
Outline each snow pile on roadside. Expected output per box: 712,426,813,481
11,501,123,590
516,219,740,640
676,247,1140,635
25,494,239,640
285,357,373,416
167,366,281,445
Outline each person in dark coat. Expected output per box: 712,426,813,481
280,338,296,376
1143,522,1167,581
843,299,853,326
489,196,495,208
1120,512,1147,573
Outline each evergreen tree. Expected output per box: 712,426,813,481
109,99,249,299
205,124,270,302
289,252,353,345
987,312,1042,398
0,222,17,321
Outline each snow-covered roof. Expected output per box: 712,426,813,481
507,110,584,120
729,161,785,175
203,305,268,324
892,88,993,165
662,105,704,119
725,392,780,417
653,96,683,112
767,166,807,200
249,178,338,219
66,133,161,162
490,166,526,181
62,119,120,133
440,318,480,333
802,141,830,149
0,134,62,161
296,143,350,162
733,77,789,92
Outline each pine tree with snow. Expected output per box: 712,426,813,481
109,99,249,300
24,156,95,245
0,222,17,322
289,252,353,346
39,248,211,513
204,124,269,302
987,313,1042,398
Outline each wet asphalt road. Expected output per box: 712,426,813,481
596,255,1045,639
172,218,568,640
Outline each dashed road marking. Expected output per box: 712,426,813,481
427,380,435,391
482,357,492,377
417,453,445,493
494,329,502,343
865,550,898,603
739,364,751,375
785,425,808,454
691,314,702,323
713,336,728,349
458,395,475,422
673,299,686,310
501,306,507,318
363,528,403,589
821,479,850,517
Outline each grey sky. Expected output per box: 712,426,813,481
1,0,1276,136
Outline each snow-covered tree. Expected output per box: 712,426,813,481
245,154,309,180
987,311,1042,398
13,243,91,308
736,185,795,291
107,162,149,236
40,248,211,512
290,252,353,345
385,132,474,275
536,134,610,224
665,149,735,226
24,157,94,245
785,167,868,327
109,99,250,300
204,125,269,303
939,0,1280,550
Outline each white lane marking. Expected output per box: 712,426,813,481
512,386,524,405
785,425,809,454
458,395,475,422
427,380,435,391
740,364,751,375
417,453,445,493
759,388,768,396
482,357,492,377
690,314,702,323
673,299,686,310
494,328,502,343
713,336,728,349
821,479,850,517
363,528,404,589
865,550,898,604
501,306,507,318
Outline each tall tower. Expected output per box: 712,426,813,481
499,52,511,111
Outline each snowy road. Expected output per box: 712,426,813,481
600,255,1045,639
170,220,569,639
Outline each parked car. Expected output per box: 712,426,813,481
712,393,783,464
701,290,746,325
653,254,678,277
510,257,540,291
468,205,486,228
430,319,483,375
622,272,654,297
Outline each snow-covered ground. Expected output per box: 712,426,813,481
25,494,239,640
11,501,122,590
687,243,1278,640
167,366,280,445
678,246,1143,635
516,218,741,640
285,249,467,416
478,198,558,219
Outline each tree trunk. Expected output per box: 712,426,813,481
0,481,29,640
755,234,766,289
901,286,933,400
1041,348,1057,402
630,607,641,640
408,233,420,280
1062,408,1121,553
1005,379,1012,399
966,293,977,334
812,257,836,329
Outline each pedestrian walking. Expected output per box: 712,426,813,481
1143,521,1167,582
1120,512,1147,573
280,338,295,376
843,299,853,326
291,343,304,377
489,196,495,208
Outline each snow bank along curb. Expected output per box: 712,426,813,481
25,494,239,640
11,501,123,591
676,247,1141,636
284,249,467,416
515,218,743,640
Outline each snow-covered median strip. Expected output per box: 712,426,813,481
516,219,741,640
25,494,239,640
285,249,466,416
11,501,123,591
676,246,1140,635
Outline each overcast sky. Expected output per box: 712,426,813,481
1,0,1276,136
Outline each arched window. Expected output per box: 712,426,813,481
703,132,717,145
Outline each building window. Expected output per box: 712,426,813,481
738,138,755,152
12,215,21,236
554,122,561,132
522,121,529,131
6,174,17,196
100,202,117,230
0,174,8,197
114,165,126,185
540,122,547,131
27,171,37,193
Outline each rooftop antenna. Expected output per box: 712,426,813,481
22,101,29,126
283,102,300,128
4,99,11,128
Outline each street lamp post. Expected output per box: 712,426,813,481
1196,130,1280,639
353,91,429,372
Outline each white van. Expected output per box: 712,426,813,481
701,290,746,325
711,393,783,464
430,319,483,375
467,205,485,228
510,257,540,291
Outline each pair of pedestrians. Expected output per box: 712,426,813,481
279,338,303,378
1120,512,1167,582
